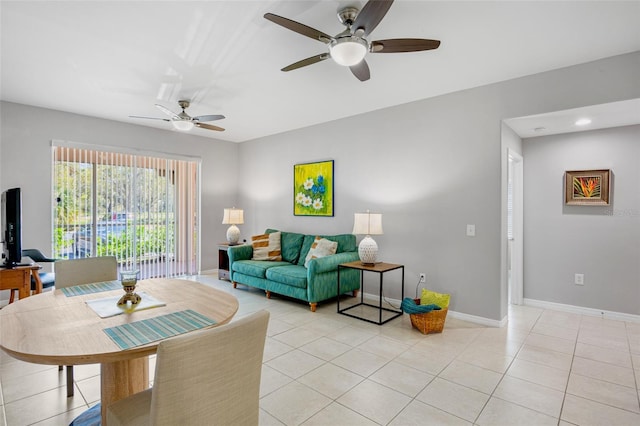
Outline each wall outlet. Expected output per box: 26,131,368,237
574,273,584,285
419,273,426,283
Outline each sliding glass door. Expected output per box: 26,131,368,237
52,143,200,278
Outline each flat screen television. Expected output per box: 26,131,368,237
2,187,22,268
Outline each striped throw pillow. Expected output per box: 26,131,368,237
251,232,282,261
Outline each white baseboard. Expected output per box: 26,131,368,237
363,292,505,328
447,310,507,328
524,298,640,324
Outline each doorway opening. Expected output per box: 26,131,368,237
508,150,523,305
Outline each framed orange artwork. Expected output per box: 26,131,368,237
565,169,611,206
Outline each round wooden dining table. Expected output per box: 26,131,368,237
0,278,239,425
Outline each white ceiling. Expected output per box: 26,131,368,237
1,1,639,143
505,98,640,139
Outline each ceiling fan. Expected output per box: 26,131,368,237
264,0,440,82
130,100,225,132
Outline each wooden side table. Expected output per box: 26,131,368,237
0,264,43,301
337,261,404,325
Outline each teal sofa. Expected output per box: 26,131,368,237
227,230,361,311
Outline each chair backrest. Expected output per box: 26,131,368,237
54,256,118,289
23,248,58,289
22,248,56,263
150,309,270,426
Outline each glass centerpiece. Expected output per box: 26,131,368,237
117,270,141,311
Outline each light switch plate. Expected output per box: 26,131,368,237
466,224,476,237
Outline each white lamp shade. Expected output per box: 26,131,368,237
172,120,194,131
222,208,244,225
329,37,368,67
352,212,383,235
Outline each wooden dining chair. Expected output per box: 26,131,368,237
106,309,270,426
54,255,118,397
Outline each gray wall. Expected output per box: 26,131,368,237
523,125,640,315
238,52,640,321
0,102,239,273
2,52,639,320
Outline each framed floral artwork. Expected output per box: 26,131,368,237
294,160,334,216
565,169,611,205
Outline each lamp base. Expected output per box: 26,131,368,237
226,225,241,245
358,236,378,265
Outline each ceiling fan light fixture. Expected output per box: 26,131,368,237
172,120,194,131
329,36,368,66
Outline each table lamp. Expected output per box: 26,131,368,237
222,208,244,245
353,210,383,265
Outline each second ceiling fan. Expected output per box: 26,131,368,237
130,100,225,132
264,0,441,82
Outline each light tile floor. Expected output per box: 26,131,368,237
1,273,639,425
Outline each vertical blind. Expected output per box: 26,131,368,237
52,144,200,278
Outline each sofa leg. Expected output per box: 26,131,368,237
309,303,317,312
232,281,237,288
352,290,359,298
265,290,271,299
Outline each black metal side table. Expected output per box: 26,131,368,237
337,261,404,325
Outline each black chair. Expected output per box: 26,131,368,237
20,249,75,398
8,249,56,303
22,248,56,291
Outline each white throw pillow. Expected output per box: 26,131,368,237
304,236,338,267
251,232,282,261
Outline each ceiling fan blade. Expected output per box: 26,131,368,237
193,114,225,122
352,0,394,37
129,115,171,122
282,53,329,72
195,122,225,132
264,13,332,43
350,59,370,82
155,104,181,120
371,38,441,53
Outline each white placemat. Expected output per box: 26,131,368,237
86,292,166,318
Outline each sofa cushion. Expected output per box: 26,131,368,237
298,233,356,266
252,232,282,261
267,229,305,264
304,237,338,267
265,265,308,289
232,260,290,279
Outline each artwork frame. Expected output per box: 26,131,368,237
293,160,334,216
565,169,611,206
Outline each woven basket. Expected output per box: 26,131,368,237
410,298,448,334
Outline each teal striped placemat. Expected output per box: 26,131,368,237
103,309,217,350
61,280,122,297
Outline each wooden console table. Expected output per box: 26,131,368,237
0,264,43,301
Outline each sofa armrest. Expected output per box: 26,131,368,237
307,251,360,276
228,244,253,262
227,245,253,280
